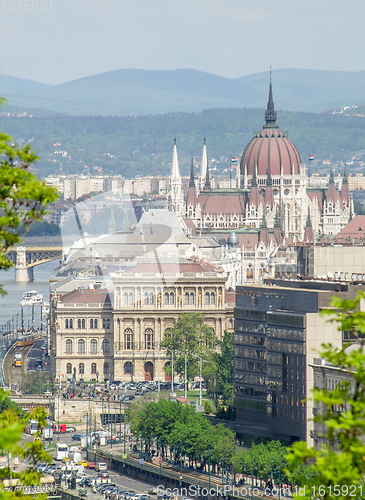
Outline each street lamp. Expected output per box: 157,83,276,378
166,349,174,396
191,353,204,407
176,350,187,399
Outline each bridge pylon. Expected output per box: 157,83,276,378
15,247,34,282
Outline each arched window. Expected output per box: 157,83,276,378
77,319,81,329
90,339,97,354
124,362,133,375
66,363,72,374
66,339,73,353
128,292,134,305
82,318,85,329
65,319,69,329
170,292,174,304
79,363,84,374
124,293,128,305
149,292,154,305
144,328,154,350
164,292,169,305
260,264,266,276
144,292,149,305
185,292,189,305
78,339,85,353
190,292,195,305
124,329,133,350
90,319,93,329
91,363,97,374
205,292,210,305
247,264,253,279
210,292,216,305
102,339,110,353
104,362,109,375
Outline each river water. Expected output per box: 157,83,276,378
0,261,58,331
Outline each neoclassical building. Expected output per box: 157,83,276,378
51,257,233,383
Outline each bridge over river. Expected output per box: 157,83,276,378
6,237,64,282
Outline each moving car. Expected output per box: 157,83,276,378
72,434,83,441
95,462,107,472
87,462,95,469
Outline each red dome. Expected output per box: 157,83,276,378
240,82,301,177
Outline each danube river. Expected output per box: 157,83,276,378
0,261,59,331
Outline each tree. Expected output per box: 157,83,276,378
0,115,57,497
203,329,234,404
0,388,51,499
286,291,365,499
161,313,217,381
0,127,58,285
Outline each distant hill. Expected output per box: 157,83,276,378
2,68,365,116
1,104,365,180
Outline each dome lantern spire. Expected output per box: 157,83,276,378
264,68,278,129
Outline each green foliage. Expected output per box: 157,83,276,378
203,400,214,414
127,399,235,465
0,126,58,290
204,329,234,404
1,106,364,179
161,313,217,381
0,388,51,500
287,291,365,499
233,440,312,487
22,372,54,395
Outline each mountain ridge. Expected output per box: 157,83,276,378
2,68,365,116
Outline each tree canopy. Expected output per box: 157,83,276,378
0,127,57,281
161,313,217,381
287,291,365,499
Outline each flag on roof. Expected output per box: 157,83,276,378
309,155,314,161
231,157,239,162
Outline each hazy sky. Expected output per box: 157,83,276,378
0,0,363,85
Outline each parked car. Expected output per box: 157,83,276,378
99,471,109,478
87,461,96,469
66,425,76,433
80,460,88,467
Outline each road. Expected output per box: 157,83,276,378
27,339,52,372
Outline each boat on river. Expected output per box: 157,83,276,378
20,290,44,306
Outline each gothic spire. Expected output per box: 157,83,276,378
204,151,211,190
171,138,180,180
329,157,334,185
201,138,208,186
342,160,348,184
274,205,281,228
189,156,195,187
108,205,116,234
251,161,258,187
305,206,312,228
264,69,278,129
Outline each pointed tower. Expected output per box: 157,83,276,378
204,150,211,190
186,156,198,214
258,210,270,247
200,138,208,191
264,164,274,208
249,161,259,208
122,207,130,231
273,205,282,244
264,72,278,129
341,160,350,205
108,206,116,234
303,207,314,244
168,138,184,217
327,159,336,203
